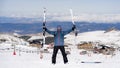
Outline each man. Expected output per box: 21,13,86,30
43,25,76,64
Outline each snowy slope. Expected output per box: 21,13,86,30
0,34,29,50
1,31,120,68
0,34,29,45
28,35,43,41
0,45,120,68
65,30,120,48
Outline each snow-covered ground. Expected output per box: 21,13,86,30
0,45,120,68
1,30,120,68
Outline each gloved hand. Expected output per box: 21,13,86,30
72,25,76,30
43,26,47,31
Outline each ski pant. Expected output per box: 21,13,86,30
52,46,68,64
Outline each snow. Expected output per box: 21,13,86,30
65,30,120,48
0,45,120,68
1,30,120,68
0,34,29,46
28,36,43,41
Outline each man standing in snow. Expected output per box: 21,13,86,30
43,25,76,64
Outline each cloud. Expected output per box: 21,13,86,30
75,14,120,23
46,13,120,23
2,13,120,23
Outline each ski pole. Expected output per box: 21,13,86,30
42,8,46,48
70,9,78,46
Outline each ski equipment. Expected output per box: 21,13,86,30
70,9,77,36
81,61,102,63
70,9,78,46
42,8,46,48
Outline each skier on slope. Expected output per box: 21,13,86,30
43,25,76,64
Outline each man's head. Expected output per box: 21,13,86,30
57,25,62,31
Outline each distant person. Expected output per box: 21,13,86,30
43,25,76,64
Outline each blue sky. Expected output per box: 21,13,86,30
0,0,120,16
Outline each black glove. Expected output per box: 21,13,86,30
72,25,76,30
75,31,78,36
43,26,47,31
41,43,43,48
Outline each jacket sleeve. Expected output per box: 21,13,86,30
63,28,73,35
46,28,55,35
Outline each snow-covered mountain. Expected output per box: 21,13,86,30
0,34,29,46
65,30,120,48
1,17,120,34
1,30,120,48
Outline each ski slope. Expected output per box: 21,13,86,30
1,30,120,68
0,45,120,68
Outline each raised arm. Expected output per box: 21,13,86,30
46,28,55,35
43,26,55,35
63,25,76,35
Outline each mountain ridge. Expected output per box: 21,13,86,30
1,16,120,34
